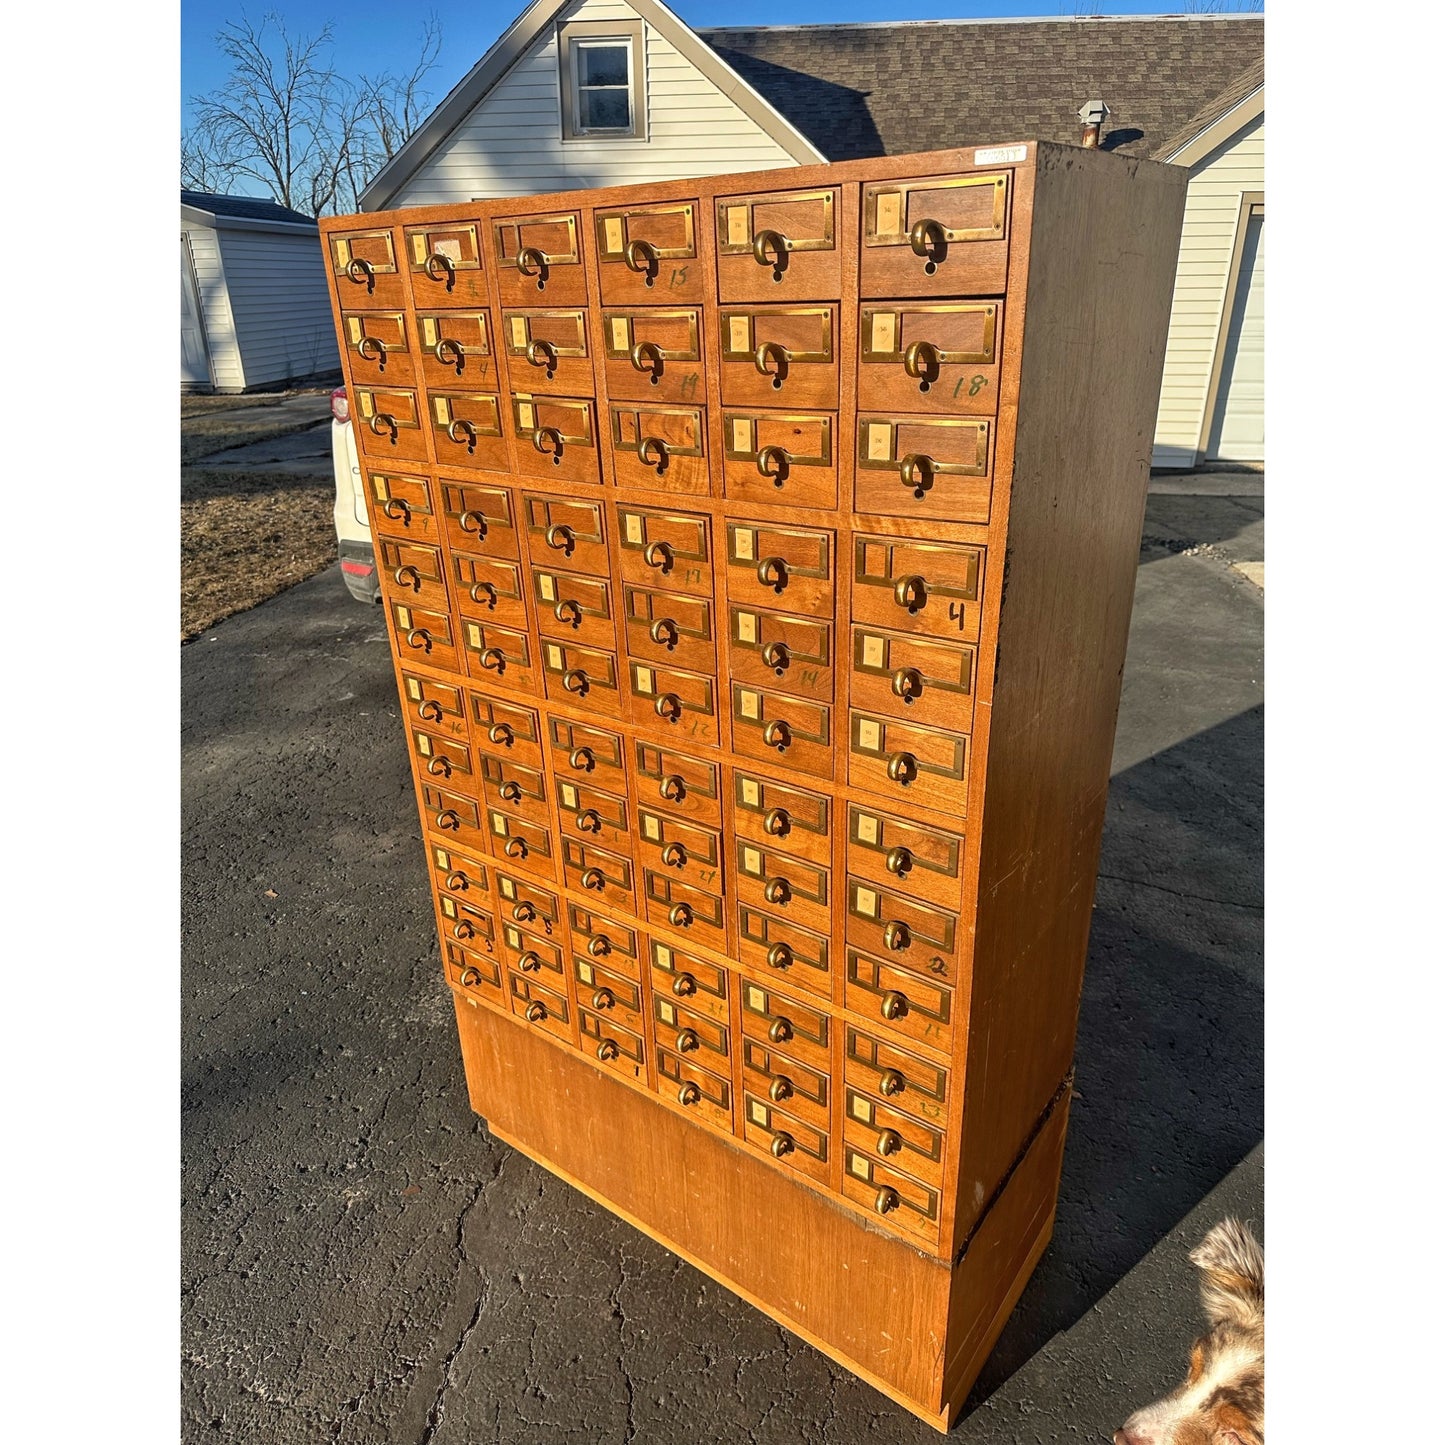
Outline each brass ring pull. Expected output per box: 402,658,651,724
576,809,602,833
562,668,590,695
596,1039,620,1062
448,418,477,451
525,338,558,372
762,720,791,751
524,1000,547,1024
751,227,789,280
357,335,385,364
659,774,685,801
661,842,687,868
638,436,670,475
671,972,696,997
504,837,526,859
434,809,460,832
885,846,914,877
369,412,398,441
908,217,948,266
891,667,925,703
545,523,576,552
649,616,679,648
762,878,790,906
902,339,942,382
592,987,614,1010
405,628,433,652
418,700,443,722
469,581,498,609
459,510,488,537
883,921,911,952
755,556,788,591
761,641,790,672
878,1068,905,1097
643,540,673,571
382,498,411,523
768,1076,793,1103
899,453,935,496
580,867,605,891
425,251,456,287
532,426,565,463
880,989,909,1020
770,1132,795,1159
877,1129,903,1157
445,871,468,892
762,807,790,837
893,574,927,611
427,757,451,777
554,599,583,628
569,746,595,771
624,237,660,284
767,1017,793,1044
478,647,505,672
676,1028,699,1053
516,245,548,283
886,751,919,785
756,445,791,484
629,340,664,381
488,723,513,746
394,564,421,591
345,257,375,290
459,966,482,987
654,693,683,723
586,935,610,958
753,340,789,388
669,903,693,928
453,919,475,940
677,1081,701,1106
512,901,537,922
499,780,522,802
434,337,464,371
874,1187,901,1216
766,943,793,970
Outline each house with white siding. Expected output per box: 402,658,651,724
360,2,1263,466
181,192,341,392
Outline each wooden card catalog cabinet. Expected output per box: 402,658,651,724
319,142,1186,1431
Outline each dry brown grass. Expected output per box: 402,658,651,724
181,468,337,642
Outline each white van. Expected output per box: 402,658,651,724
330,388,381,604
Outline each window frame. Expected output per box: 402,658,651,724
557,19,646,143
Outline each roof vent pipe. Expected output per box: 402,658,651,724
1078,100,1111,148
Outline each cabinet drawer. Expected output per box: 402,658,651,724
532,566,615,651
416,311,496,391
366,470,439,543
858,301,1002,417
573,955,644,1032
377,537,450,612
637,808,723,892
850,627,976,733
847,879,963,986
509,394,601,486
506,970,574,1046
562,837,636,912
731,684,832,781
650,938,729,1024
493,869,561,935
724,521,833,615
460,618,538,693
644,871,726,949
719,305,838,410
616,505,712,595
436,890,497,955
492,210,586,307
580,1006,646,1079
428,391,509,473
861,171,1011,298
388,599,461,675
739,977,830,1072
742,1093,829,1185
451,552,530,634
500,308,593,395
847,710,971,816
487,807,556,880
401,671,467,738
741,1037,831,1131
567,902,642,979
480,754,548,824
540,639,623,717
656,1048,732,1133
716,186,840,302
355,386,428,462
633,741,721,828
844,950,955,1054
737,908,831,1001
841,1149,940,1246
408,724,474,788
429,839,491,904
721,410,837,510
628,661,719,747
600,308,703,403
525,494,610,577
623,586,716,674
440,477,521,559
735,841,831,937
851,534,985,643
549,717,628,795
727,604,832,696
595,200,703,304
855,415,994,524
444,940,505,1008
403,219,489,308
556,777,630,852
844,1027,950,1128
608,403,709,495
329,226,404,308
421,781,488,854
653,994,729,1069
847,805,965,913
469,693,544,771
498,918,566,984
341,310,414,388
731,772,830,859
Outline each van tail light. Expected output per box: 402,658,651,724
331,387,350,424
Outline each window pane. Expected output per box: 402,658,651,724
580,88,630,131
578,43,629,89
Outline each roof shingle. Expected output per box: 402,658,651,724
181,191,319,226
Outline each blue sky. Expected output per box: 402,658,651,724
182,2,1263,131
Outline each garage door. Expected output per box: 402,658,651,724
1207,207,1264,462
181,236,211,387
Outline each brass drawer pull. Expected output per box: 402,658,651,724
891,668,925,703
638,436,670,475
756,445,791,485
763,720,791,751
581,867,605,891
562,668,590,695
880,990,909,1021
434,337,464,371
418,700,443,721
886,751,919,785
468,581,498,609
504,837,528,859
512,901,537,922
524,1000,548,1023
453,919,475,940
448,418,477,451
770,1132,795,1159
382,498,411,523
425,251,456,287
434,809,460,832
903,339,942,385
405,628,433,652
649,617,680,649
427,757,451,778
885,846,914,878
644,540,674,571
669,903,693,928
761,641,790,673
516,245,549,285
499,780,522,803
752,227,788,282
625,237,660,284
661,842,687,868
532,425,565,463
768,1017,793,1044
878,1068,905,1097
762,808,790,837
756,556,789,591
671,972,696,997
488,722,514,746
587,934,611,958
630,340,664,382
526,338,558,373
654,693,683,723
883,921,911,951
660,774,686,801
753,339,789,389
369,412,399,442
459,966,482,987
554,599,584,628
676,1028,700,1053
357,335,385,364
592,987,615,1010
899,453,935,497
893,575,928,611
545,523,576,552
477,647,505,672
768,1075,793,1103
678,1081,701,1106
445,871,469,892
346,256,375,290
908,217,948,270
596,1038,620,1062
393,564,421,591
459,509,489,537
876,1129,903,1157
569,746,595,771
766,943,793,971
874,1186,901,1216
576,809,602,833
763,878,791,906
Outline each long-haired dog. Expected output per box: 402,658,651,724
1114,1218,1263,1444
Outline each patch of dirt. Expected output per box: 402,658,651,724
180,388,327,418
181,467,337,642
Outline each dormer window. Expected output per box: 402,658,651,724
558,19,645,141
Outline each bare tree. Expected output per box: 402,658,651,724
181,11,442,216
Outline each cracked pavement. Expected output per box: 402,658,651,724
181,480,1263,1442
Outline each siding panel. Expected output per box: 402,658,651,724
184,224,244,392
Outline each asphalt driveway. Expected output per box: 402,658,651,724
180,479,1263,1443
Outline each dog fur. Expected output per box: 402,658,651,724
1113,1218,1264,1445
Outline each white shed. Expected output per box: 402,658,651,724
180,191,340,392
